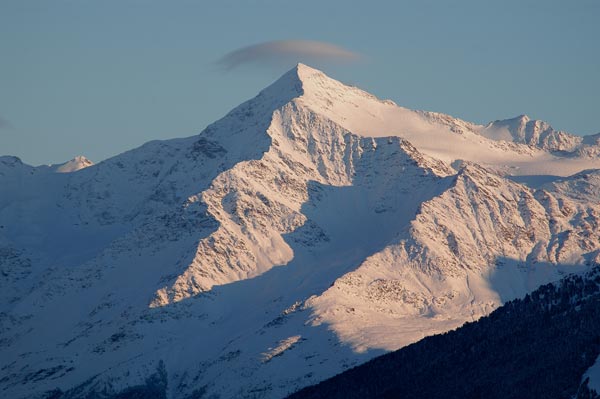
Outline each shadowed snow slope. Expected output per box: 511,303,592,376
1,64,600,399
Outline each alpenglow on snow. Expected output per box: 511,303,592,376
2,64,600,399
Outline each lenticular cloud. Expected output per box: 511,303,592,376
216,40,361,70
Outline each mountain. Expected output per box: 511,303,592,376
287,266,600,399
0,155,94,175
482,114,581,152
50,156,94,173
481,115,600,159
1,64,600,399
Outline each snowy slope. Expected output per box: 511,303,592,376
289,266,600,399
1,64,600,399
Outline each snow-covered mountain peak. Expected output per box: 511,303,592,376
244,64,599,171
481,114,584,154
295,62,327,80
0,155,93,178
289,63,351,89
248,63,347,108
2,64,600,399
510,114,531,124
265,65,599,177
256,64,306,102
53,155,94,173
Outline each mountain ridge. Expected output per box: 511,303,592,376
1,64,600,399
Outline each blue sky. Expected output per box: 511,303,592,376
1,0,599,165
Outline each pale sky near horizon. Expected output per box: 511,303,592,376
1,0,599,165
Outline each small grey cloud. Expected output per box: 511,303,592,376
216,40,362,71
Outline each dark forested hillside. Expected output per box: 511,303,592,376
288,267,600,399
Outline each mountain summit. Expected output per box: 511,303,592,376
2,65,600,399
